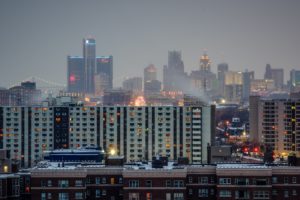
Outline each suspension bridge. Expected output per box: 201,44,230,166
10,76,66,96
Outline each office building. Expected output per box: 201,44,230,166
83,38,96,94
289,69,300,93
223,71,243,103
67,56,84,93
217,63,229,97
94,73,111,96
242,70,255,102
0,104,214,167
251,79,275,94
67,39,113,95
96,56,113,90
122,77,143,94
190,53,217,94
103,89,133,106
144,64,157,83
250,96,300,157
144,64,161,96
0,82,41,106
264,64,284,90
163,51,188,92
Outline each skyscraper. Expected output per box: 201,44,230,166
122,77,143,94
144,64,161,96
217,63,229,96
190,53,217,93
242,70,255,102
96,56,113,90
200,53,211,72
67,56,84,93
144,64,157,83
67,39,113,95
289,69,300,93
264,64,284,90
83,38,96,94
163,51,187,92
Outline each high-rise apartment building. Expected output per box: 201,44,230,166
0,104,214,167
250,96,300,157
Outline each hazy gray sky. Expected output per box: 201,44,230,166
0,0,299,88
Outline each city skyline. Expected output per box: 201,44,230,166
1,0,300,88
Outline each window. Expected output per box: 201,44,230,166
41,180,47,187
189,189,193,195
199,177,208,184
174,193,184,200
284,190,289,198
166,180,172,187
58,193,69,200
95,177,100,184
292,189,297,196
47,180,52,187
48,193,52,199
292,177,297,183
102,177,107,184
119,177,123,184
253,191,269,199
110,178,115,184
41,192,46,200
146,192,152,200
219,178,231,185
174,180,184,187
75,192,83,199
129,193,140,200
219,190,231,197
272,190,278,196
235,178,249,185
284,177,289,184
58,180,69,188
272,177,277,184
198,189,208,197
188,176,193,183
145,180,152,187
95,189,101,198
102,190,106,196
129,180,139,187
75,180,83,187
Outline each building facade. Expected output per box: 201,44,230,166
250,96,300,157
67,56,85,93
0,105,214,167
28,163,300,200
0,82,41,106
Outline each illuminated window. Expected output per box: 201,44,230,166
146,193,152,200
3,165,8,173
110,178,115,184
